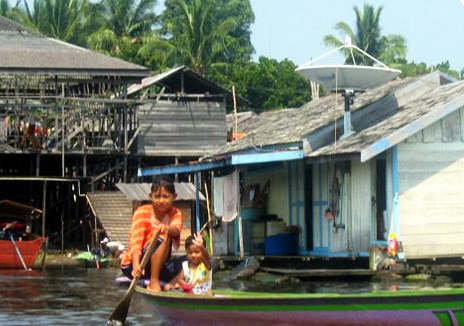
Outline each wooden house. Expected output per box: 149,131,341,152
0,16,236,250
127,66,244,166
140,72,464,265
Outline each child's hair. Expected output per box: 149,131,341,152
151,175,176,194
185,234,206,249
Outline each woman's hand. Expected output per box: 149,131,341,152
131,256,144,278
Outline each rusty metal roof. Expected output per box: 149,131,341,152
116,182,205,202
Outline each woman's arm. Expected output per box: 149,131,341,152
160,208,183,238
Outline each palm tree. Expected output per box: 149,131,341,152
323,4,406,66
86,0,158,58
13,0,95,46
161,0,245,76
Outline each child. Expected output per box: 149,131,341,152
165,232,212,295
121,175,183,292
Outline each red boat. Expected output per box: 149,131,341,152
0,200,47,270
0,237,46,269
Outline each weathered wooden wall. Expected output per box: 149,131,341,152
137,100,226,156
287,160,306,252
349,160,372,253
399,108,464,258
312,162,330,253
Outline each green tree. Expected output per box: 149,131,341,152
160,0,254,76
323,3,406,66
232,57,312,111
86,0,158,60
13,0,96,45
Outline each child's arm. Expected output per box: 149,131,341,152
163,270,184,291
193,232,211,270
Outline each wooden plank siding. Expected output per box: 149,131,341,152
349,161,372,253
398,110,464,258
137,100,227,156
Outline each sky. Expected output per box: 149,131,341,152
249,0,464,71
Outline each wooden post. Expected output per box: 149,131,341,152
42,180,47,238
232,85,238,137
194,172,200,231
36,154,40,176
61,83,65,177
204,181,214,257
123,83,128,183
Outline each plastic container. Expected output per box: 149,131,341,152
265,233,298,256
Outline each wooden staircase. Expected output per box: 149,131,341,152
86,191,133,248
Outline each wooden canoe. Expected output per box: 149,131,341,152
136,286,464,325
0,237,46,269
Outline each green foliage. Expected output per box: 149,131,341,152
11,0,96,46
217,57,311,111
393,60,461,79
86,0,158,60
160,0,254,75
1,0,461,110
324,3,407,66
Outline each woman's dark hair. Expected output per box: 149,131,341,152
151,175,176,194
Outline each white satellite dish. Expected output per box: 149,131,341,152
296,65,401,92
296,43,401,92
296,42,402,138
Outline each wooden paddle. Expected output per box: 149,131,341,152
10,234,28,270
108,232,163,325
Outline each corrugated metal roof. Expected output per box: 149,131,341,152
0,16,33,33
127,66,184,95
310,79,464,161
127,65,249,108
116,182,205,201
211,72,459,161
0,16,149,78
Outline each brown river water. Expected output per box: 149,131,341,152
0,267,164,326
0,266,462,325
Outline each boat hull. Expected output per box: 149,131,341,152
136,287,464,325
0,237,45,269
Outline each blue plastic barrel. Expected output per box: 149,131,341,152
265,233,298,256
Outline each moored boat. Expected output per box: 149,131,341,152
0,236,46,269
136,286,464,325
0,200,47,270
